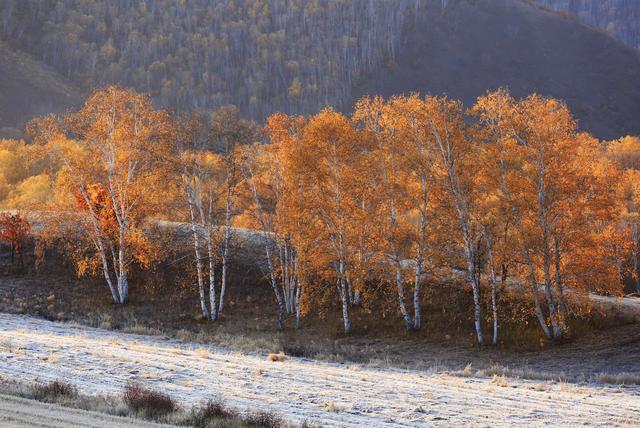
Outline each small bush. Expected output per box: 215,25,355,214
30,380,77,401
244,410,284,428
123,381,177,417
190,399,237,427
267,352,287,362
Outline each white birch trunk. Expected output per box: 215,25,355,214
338,258,351,334
188,198,209,319
432,125,484,344
485,236,499,345
246,164,286,329
206,226,217,321
537,173,562,340
219,185,232,314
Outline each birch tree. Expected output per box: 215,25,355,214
423,96,485,344
210,106,256,315
282,109,365,333
474,89,623,340
33,86,169,304
238,142,287,329
174,113,220,320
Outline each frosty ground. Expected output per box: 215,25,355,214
0,313,638,427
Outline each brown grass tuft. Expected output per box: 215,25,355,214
244,409,284,428
30,380,77,401
596,372,640,385
123,381,177,417
267,352,287,362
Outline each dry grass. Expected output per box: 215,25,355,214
45,353,60,363
30,380,77,401
323,401,346,413
123,381,177,417
267,352,288,362
244,410,285,428
491,374,512,388
459,363,474,377
476,363,567,382
194,348,209,359
0,377,295,428
596,372,640,385
122,324,163,336
189,398,238,427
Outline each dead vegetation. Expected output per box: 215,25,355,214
2,378,296,428
123,381,177,418
267,352,288,362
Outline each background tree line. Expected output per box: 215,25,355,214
2,86,639,345
0,0,419,121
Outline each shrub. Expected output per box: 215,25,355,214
267,352,287,362
30,380,77,401
244,410,284,428
123,381,176,417
190,399,237,427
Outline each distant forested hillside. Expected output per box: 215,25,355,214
0,0,419,121
1,0,639,139
534,0,640,49
353,0,640,140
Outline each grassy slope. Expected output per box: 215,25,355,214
0,41,82,137
352,0,640,140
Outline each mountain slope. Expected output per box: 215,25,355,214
352,0,640,139
0,41,81,137
534,0,640,49
0,0,418,122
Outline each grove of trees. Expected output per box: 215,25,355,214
2,86,638,345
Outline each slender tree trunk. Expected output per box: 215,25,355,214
538,184,561,340
413,258,422,330
280,243,291,313
388,189,412,330
464,239,484,344
289,252,297,312
412,174,429,330
338,258,351,334
117,226,129,303
206,226,217,321
553,232,567,331
486,238,499,345
499,168,551,340
265,237,286,329
523,247,552,340
98,246,120,304
219,189,232,314
188,201,209,319
246,169,285,329
435,135,483,344
295,281,302,329
395,258,413,330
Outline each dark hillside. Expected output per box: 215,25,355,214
352,0,640,139
534,0,640,49
0,41,81,137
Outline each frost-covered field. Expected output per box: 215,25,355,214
0,313,638,427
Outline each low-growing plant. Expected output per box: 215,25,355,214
123,381,177,417
244,410,284,428
190,399,237,427
30,380,77,401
